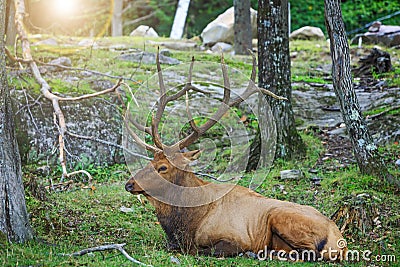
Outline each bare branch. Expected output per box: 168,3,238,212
67,131,152,161
123,11,156,27
57,79,123,102
36,60,139,83
61,243,152,266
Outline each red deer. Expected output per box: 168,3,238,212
124,53,347,261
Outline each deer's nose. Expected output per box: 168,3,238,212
125,182,134,192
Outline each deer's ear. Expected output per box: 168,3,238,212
182,150,201,161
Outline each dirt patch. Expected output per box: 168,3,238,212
314,128,355,171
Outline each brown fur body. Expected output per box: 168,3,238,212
125,152,346,260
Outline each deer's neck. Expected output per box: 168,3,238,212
173,170,209,187
146,172,211,252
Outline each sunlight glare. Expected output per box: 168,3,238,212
53,0,77,15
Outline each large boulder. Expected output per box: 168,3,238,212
200,7,257,45
129,25,159,38
12,81,125,167
290,26,325,41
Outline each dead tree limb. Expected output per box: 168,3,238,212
61,243,152,266
67,131,152,161
37,60,139,83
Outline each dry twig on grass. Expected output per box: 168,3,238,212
61,243,152,266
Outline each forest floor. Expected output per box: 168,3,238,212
1,36,399,266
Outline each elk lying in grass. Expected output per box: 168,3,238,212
124,53,347,261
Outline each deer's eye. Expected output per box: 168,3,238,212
158,165,168,173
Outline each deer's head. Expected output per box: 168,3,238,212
125,150,201,195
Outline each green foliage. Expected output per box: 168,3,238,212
291,0,400,36
363,106,400,117
292,75,327,84
372,67,400,87
8,74,40,92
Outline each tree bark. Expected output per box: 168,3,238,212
112,0,123,36
0,0,33,242
234,0,252,55
257,0,305,160
5,0,16,46
324,0,396,186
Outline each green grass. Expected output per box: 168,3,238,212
292,75,328,84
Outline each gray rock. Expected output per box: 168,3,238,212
290,26,325,41
280,170,303,180
50,57,72,67
47,57,72,72
201,6,257,45
118,52,180,65
12,88,125,167
33,38,58,46
146,40,199,51
211,42,233,52
160,49,171,57
78,38,98,48
293,82,400,144
129,25,159,38
351,22,400,47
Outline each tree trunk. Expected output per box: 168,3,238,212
324,0,396,186
0,0,33,243
257,0,305,160
234,0,252,55
112,0,123,36
170,0,191,39
5,0,16,46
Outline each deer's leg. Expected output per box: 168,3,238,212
267,210,328,252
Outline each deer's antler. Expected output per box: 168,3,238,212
126,50,286,154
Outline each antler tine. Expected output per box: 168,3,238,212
186,91,200,133
188,56,195,84
125,112,161,154
228,52,287,107
174,55,231,150
151,48,168,149
185,57,201,134
128,113,152,135
221,53,231,104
